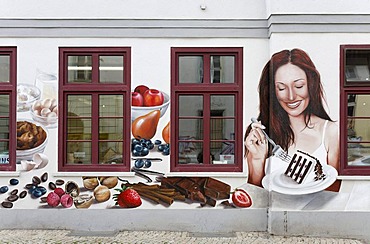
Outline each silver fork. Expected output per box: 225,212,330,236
251,118,291,162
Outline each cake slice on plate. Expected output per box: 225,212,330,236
284,150,326,184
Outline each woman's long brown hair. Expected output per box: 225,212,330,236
244,48,332,157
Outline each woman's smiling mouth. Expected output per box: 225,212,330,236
287,100,301,109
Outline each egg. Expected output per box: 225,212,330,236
32,101,42,111
41,98,52,109
52,106,58,115
40,107,51,117
50,99,57,110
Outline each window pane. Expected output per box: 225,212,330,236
67,95,92,117
99,95,123,117
66,142,91,164
179,119,203,140
179,56,203,83
347,118,370,143
67,118,91,140
210,95,235,116
179,95,203,116
348,142,370,166
68,56,92,83
99,141,123,164
213,142,235,164
99,118,123,140
345,50,370,83
99,56,124,83
210,118,234,140
211,56,235,83
0,55,10,83
0,142,9,161
0,118,9,140
348,94,370,117
0,94,9,116
178,142,202,164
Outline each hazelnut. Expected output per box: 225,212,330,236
65,181,80,198
99,176,118,189
93,185,110,203
83,177,99,190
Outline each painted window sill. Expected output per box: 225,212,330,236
52,172,136,177
0,171,21,177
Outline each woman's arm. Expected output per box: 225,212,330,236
325,121,341,192
245,123,268,187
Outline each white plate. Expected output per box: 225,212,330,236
262,165,338,195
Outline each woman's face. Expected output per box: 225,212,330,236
274,63,309,118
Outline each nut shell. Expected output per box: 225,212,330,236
83,177,99,190
93,185,110,203
99,176,118,189
65,181,80,198
74,194,94,209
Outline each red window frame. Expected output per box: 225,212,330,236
170,47,243,172
0,47,16,171
340,44,370,175
58,47,131,172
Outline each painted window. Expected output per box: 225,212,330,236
170,47,243,172
0,47,16,171
340,45,370,175
58,47,131,172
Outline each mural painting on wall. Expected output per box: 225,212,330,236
1,74,251,209
244,48,341,195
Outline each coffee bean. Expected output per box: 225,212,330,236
40,197,47,203
48,182,56,190
7,195,19,202
19,190,27,199
10,189,18,195
32,176,41,185
41,172,48,182
1,201,13,208
25,183,34,189
55,179,65,186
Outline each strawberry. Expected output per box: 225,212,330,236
232,188,252,208
113,185,142,208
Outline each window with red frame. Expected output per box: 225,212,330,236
58,47,131,172
170,47,243,172
0,47,16,171
340,45,370,175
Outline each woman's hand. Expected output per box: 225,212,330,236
245,122,268,160
245,121,269,186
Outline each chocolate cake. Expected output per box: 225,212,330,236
284,150,326,184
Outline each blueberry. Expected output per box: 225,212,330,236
132,149,141,156
140,138,146,144
141,147,149,156
37,186,47,195
32,188,43,198
134,159,145,168
158,144,165,152
134,144,143,152
154,140,162,145
0,186,9,193
162,147,170,156
132,138,140,145
28,185,36,194
144,159,152,168
9,178,19,186
148,142,154,150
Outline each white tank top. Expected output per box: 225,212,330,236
265,120,329,175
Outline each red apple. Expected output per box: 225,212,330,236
134,85,149,96
143,89,164,107
132,92,144,106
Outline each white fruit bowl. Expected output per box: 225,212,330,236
131,92,170,121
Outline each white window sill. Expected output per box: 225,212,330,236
52,172,136,177
0,171,21,177
338,175,370,180
166,172,248,178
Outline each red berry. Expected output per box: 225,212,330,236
118,188,142,208
46,192,60,207
54,187,65,197
232,189,252,208
60,194,73,208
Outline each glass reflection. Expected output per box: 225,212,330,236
0,55,10,83
179,95,203,116
210,56,235,83
179,56,203,83
99,56,124,83
68,56,92,83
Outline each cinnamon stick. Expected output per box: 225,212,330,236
136,189,174,205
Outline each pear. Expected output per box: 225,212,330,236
132,110,160,140
162,121,170,144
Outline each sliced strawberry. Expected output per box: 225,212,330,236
232,189,252,208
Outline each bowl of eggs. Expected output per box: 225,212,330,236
17,84,41,112
30,98,58,128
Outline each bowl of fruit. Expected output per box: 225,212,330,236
131,85,170,121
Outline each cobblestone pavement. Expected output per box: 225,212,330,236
0,230,366,244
